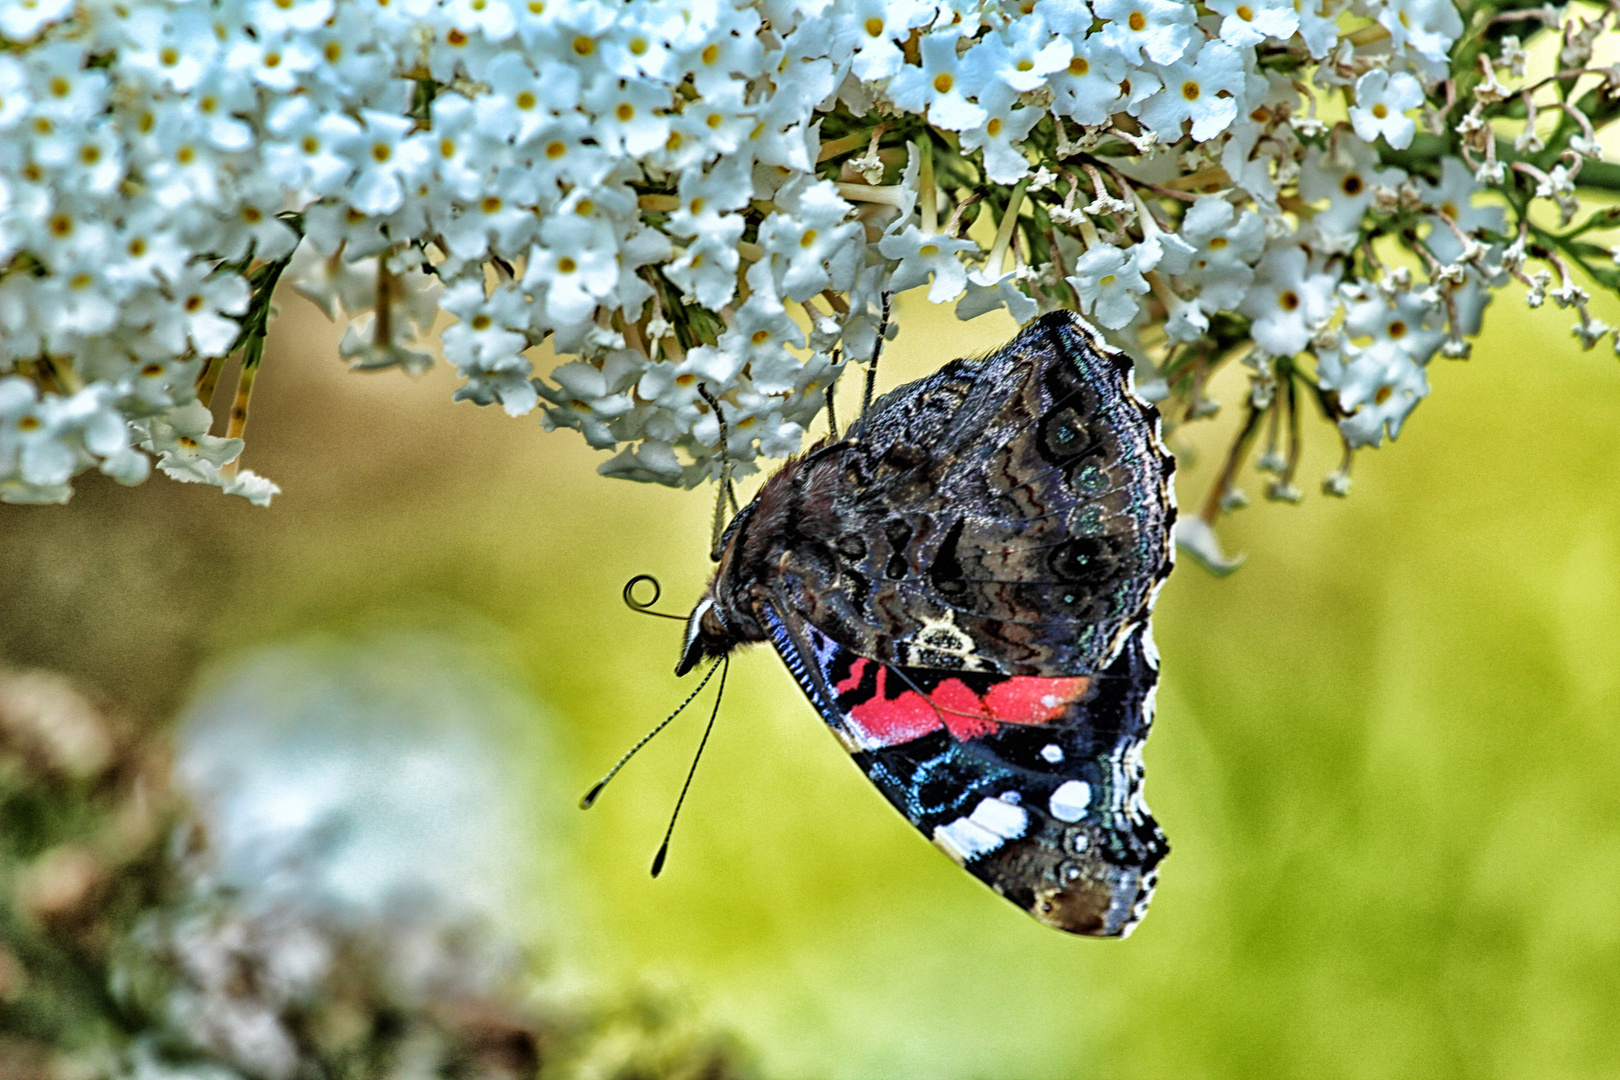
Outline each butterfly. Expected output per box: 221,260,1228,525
676,310,1176,937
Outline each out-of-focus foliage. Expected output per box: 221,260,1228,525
0,669,178,1076
1,290,1617,1078
0,667,754,1080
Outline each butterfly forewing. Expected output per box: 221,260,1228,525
761,605,1168,936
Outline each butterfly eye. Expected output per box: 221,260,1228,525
836,534,866,560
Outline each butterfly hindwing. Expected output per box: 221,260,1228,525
762,604,1167,937
768,311,1174,679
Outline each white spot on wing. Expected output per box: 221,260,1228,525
1040,743,1063,763
933,818,1003,863
969,796,1028,839
932,796,1029,864
1049,780,1092,822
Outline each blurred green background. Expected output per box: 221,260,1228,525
2,285,1618,1079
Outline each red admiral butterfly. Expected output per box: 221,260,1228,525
676,310,1177,937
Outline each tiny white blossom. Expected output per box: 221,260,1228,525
880,225,978,303
1067,244,1151,329
1206,0,1299,48
1092,0,1197,66
1048,39,1127,126
1239,243,1335,356
1138,40,1246,142
1318,340,1430,448
1349,70,1423,150
887,30,989,132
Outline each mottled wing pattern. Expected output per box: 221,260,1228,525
770,311,1175,678
762,605,1167,936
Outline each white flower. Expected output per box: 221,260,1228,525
958,83,1040,183
522,216,620,328
1174,517,1246,575
1205,0,1299,48
1299,135,1407,248
225,29,320,93
0,378,73,494
1048,37,1127,126
1092,0,1197,66
756,179,860,302
263,99,361,197
836,0,933,82
1348,70,1423,150
116,6,218,93
667,215,745,310
1138,40,1246,142
599,440,685,484
1375,0,1463,64
880,225,978,303
1067,244,1151,329
0,0,73,44
1317,340,1430,447
540,357,637,447
717,294,806,394
1177,196,1265,312
1239,243,1335,356
349,111,432,218
887,30,989,132
958,266,1040,323
0,56,30,132
153,265,251,358
960,17,1073,96
676,3,765,96
582,74,672,157
1343,288,1446,364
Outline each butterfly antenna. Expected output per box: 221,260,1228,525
621,574,687,621
579,657,722,809
862,291,892,418
651,655,728,877
697,383,734,561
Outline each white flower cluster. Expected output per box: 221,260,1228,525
0,0,1610,512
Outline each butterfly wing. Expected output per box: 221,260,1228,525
769,310,1175,679
761,602,1167,937
704,310,1176,935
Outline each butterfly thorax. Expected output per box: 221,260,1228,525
676,438,851,676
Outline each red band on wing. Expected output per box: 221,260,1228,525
846,665,947,745
983,676,1092,725
842,668,1093,748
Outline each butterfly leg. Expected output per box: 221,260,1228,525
697,383,735,560
823,347,841,438
862,290,892,418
